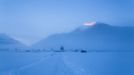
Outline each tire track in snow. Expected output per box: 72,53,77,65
14,53,55,75
63,57,92,75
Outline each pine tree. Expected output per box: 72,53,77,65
60,46,64,52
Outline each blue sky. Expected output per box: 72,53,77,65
0,0,134,45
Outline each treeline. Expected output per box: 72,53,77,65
0,46,132,53
0,46,88,53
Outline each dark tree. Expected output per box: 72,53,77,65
60,46,64,52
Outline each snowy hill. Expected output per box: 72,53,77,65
0,34,26,50
32,22,134,50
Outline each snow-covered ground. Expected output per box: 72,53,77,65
0,52,134,75
0,52,51,75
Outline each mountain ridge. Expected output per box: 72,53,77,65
32,22,134,50
0,33,27,50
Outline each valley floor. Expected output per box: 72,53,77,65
0,51,134,75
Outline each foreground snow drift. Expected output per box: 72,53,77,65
16,52,134,75
0,52,51,75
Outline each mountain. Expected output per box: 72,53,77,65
0,33,26,50
32,22,134,50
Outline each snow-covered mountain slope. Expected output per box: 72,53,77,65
32,22,134,50
0,34,26,50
